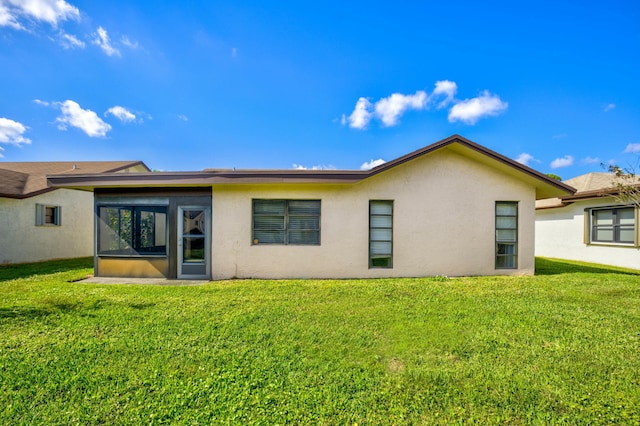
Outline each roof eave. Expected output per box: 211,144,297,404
46,135,578,199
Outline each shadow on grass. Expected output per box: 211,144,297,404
128,302,156,310
1,297,156,321
0,306,53,320
0,298,129,321
0,257,93,282
0,297,91,320
536,257,640,276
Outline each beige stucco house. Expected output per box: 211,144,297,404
0,161,149,264
536,172,640,270
48,135,574,280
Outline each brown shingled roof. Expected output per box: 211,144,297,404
0,161,149,198
536,171,640,209
563,172,616,193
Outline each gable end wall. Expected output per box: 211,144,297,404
212,148,536,279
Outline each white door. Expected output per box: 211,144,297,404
177,206,211,279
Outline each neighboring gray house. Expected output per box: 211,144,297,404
536,172,640,270
0,161,149,264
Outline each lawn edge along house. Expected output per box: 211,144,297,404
47,135,575,280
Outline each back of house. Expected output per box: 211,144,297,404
48,135,574,280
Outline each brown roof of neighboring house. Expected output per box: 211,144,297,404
563,172,616,193
536,172,640,209
47,135,576,200
0,161,149,198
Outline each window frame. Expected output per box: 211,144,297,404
369,200,393,269
35,204,61,226
252,199,321,246
495,201,518,270
97,205,169,257
588,205,637,246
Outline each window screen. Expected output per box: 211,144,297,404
252,200,320,245
370,200,393,268
496,202,518,269
97,206,167,255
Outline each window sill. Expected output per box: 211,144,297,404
587,242,638,248
97,254,168,258
251,244,321,246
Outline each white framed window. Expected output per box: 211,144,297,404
35,204,61,226
252,199,321,245
369,200,393,268
496,201,518,269
589,206,636,245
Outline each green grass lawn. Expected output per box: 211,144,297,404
1,258,639,424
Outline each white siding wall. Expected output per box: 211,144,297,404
0,189,94,264
212,148,536,279
535,199,640,270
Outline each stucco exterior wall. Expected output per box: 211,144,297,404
0,189,94,264
211,147,536,279
535,199,640,270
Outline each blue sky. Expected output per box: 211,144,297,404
1,0,639,179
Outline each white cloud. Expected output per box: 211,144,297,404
93,26,120,57
33,98,50,106
348,97,373,129
60,32,85,49
1,2,136,57
0,3,23,29
178,114,189,122
374,91,427,127
347,91,429,129
581,156,600,165
604,103,616,112
1,0,79,28
624,143,640,154
0,146,4,157
345,82,507,130
515,153,534,166
360,158,386,170
231,47,237,58
120,36,139,49
106,106,136,123
0,117,31,145
56,100,111,137
448,90,508,124
432,80,457,108
292,164,336,170
550,155,574,169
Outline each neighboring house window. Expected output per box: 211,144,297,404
589,206,636,245
369,200,393,268
97,206,168,255
252,200,320,245
36,204,61,226
496,202,518,269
